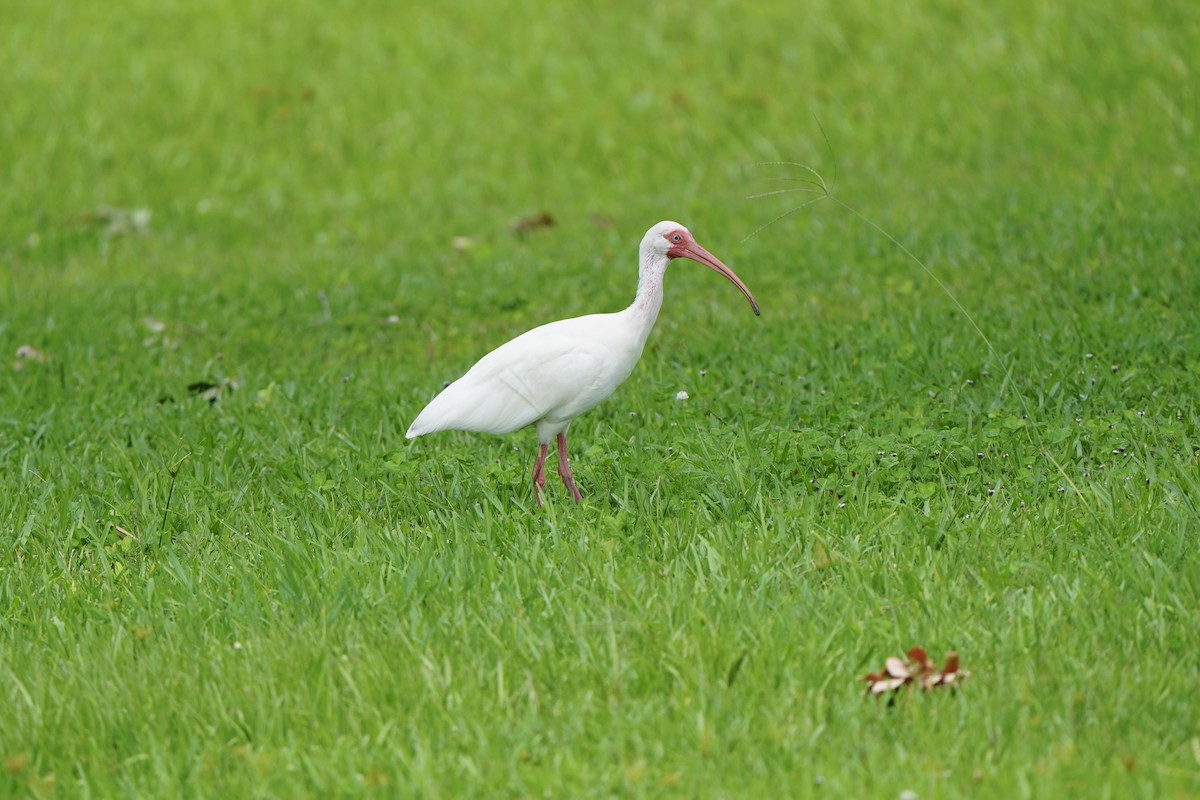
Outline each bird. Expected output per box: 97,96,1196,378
406,221,760,505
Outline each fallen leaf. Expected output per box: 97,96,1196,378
113,525,138,541
77,206,152,238
188,377,239,405
509,211,554,235
15,345,46,363
864,647,968,697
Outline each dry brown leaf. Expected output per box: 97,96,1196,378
509,211,555,235
77,205,152,238
15,345,46,362
864,647,968,697
188,377,239,405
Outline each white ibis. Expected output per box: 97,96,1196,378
406,221,760,505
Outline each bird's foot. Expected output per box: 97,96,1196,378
532,442,549,507
555,432,583,503
557,463,582,504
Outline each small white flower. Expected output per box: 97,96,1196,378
675,391,689,401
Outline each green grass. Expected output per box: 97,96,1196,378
2,0,1199,796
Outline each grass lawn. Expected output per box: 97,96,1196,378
2,0,1198,796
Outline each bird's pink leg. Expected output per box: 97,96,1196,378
531,443,548,506
556,432,583,503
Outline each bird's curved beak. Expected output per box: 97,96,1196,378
678,243,761,316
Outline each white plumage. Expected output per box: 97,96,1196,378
407,221,759,505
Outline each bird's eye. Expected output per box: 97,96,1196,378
672,234,682,242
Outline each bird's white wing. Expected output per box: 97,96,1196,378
406,315,630,438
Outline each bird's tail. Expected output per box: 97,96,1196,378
405,387,457,439
405,415,431,439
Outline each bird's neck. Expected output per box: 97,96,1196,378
625,253,668,341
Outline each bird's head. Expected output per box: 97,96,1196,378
642,221,761,315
